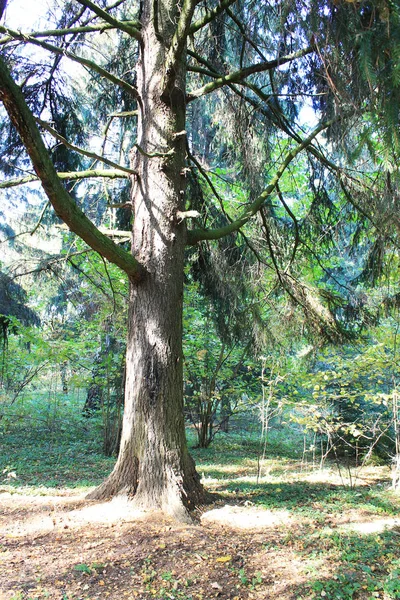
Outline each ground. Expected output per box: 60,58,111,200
1,458,400,600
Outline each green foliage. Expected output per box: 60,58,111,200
290,321,400,464
74,562,105,575
0,388,114,489
183,277,259,447
310,531,400,600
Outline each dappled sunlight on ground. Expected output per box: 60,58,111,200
1,455,399,599
0,492,150,538
340,516,400,534
1,477,400,599
201,461,393,494
201,505,292,529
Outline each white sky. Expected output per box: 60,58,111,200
3,0,51,30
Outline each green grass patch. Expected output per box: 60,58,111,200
0,391,114,490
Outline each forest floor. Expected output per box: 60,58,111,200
1,417,400,600
1,456,400,600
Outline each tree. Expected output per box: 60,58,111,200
0,0,399,520
0,271,39,344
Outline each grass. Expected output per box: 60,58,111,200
0,390,115,490
2,391,400,599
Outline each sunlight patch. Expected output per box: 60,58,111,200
64,496,146,526
341,517,400,535
201,505,291,529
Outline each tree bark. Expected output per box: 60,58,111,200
87,0,211,521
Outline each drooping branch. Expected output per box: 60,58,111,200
281,273,345,344
74,0,142,41
0,55,144,281
0,169,128,189
275,182,300,272
207,68,361,187
225,7,268,62
186,116,342,244
36,119,138,175
0,27,139,99
189,0,237,34
187,46,314,101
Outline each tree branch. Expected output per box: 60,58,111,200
187,46,314,101
0,169,128,189
74,0,142,41
36,119,138,175
189,0,237,34
0,26,139,99
107,110,139,118
0,21,141,44
275,182,300,272
0,55,144,281
186,116,342,244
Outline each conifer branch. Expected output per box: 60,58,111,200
0,169,129,189
0,55,144,280
0,21,140,44
225,7,268,62
36,119,138,175
107,110,139,118
0,27,139,99
189,0,237,34
188,50,362,197
74,0,142,41
186,116,341,244
187,46,314,101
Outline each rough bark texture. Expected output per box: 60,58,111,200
88,0,211,521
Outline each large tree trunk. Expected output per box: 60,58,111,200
88,0,210,521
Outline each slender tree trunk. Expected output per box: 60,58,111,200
88,0,210,520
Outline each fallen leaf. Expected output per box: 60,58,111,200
216,556,232,563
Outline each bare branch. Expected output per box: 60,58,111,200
0,21,141,44
108,110,139,118
187,46,314,101
30,200,50,236
162,0,199,98
275,182,300,272
226,7,268,62
190,0,237,34
0,169,128,189
0,26,139,99
97,226,131,239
